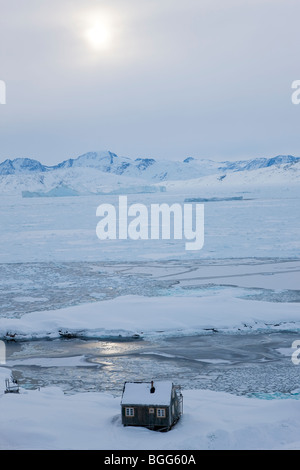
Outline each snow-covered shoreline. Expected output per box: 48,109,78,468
1,292,300,341
0,366,299,450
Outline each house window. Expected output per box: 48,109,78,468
149,408,154,414
157,408,166,418
125,407,134,417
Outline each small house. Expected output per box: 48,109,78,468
121,380,183,431
4,376,19,394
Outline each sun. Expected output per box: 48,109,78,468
85,21,112,51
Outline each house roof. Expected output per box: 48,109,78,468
121,381,173,406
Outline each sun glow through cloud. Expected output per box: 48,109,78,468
85,19,113,51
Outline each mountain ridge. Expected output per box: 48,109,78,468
0,151,299,180
0,151,299,196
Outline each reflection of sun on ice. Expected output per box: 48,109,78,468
85,21,112,50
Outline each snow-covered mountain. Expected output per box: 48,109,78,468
0,151,299,196
0,157,49,175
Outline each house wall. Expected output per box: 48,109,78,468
121,384,183,429
122,404,171,428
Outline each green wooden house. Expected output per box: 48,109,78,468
121,380,183,431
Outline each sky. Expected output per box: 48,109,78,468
0,0,300,165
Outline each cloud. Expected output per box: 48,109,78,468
0,0,299,163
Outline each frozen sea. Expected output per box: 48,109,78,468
0,191,300,398
1,191,299,262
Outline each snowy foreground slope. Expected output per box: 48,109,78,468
0,367,299,450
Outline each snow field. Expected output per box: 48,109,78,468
1,293,300,341
0,366,299,450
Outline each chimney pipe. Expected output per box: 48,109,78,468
150,381,155,393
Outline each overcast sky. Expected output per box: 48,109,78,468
0,0,300,165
